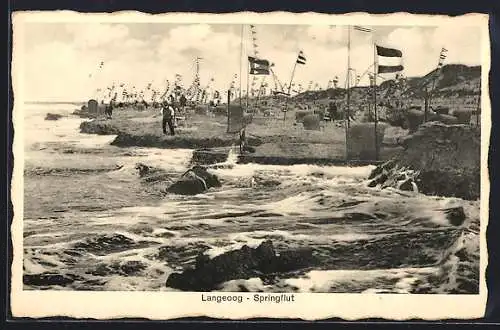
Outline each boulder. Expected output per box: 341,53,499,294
347,123,387,160
398,178,415,192
166,166,221,195
453,109,473,124
437,114,459,125
406,109,425,133
302,114,321,130
165,240,316,291
443,206,466,226
135,163,172,183
45,113,63,121
24,272,82,286
367,122,480,200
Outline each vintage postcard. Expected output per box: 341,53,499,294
10,11,490,320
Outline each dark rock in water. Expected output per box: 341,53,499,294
191,148,230,165
244,145,256,153
368,164,383,180
24,273,82,286
45,113,63,121
80,120,121,135
73,233,140,255
443,206,466,226
89,260,147,277
166,240,316,291
368,173,388,188
166,166,221,195
367,122,480,200
399,179,415,192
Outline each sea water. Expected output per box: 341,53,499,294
20,103,480,293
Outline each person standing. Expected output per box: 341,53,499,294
239,128,246,154
162,97,175,136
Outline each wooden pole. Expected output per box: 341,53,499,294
227,89,231,133
424,85,429,123
347,26,351,130
345,26,351,162
476,94,481,127
239,25,244,108
246,60,250,110
373,42,379,161
284,60,298,122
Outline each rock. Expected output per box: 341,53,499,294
166,240,317,291
399,179,415,192
302,114,321,130
45,113,63,121
453,109,473,124
367,122,480,200
24,273,81,286
437,114,459,125
191,148,230,165
166,166,221,195
135,163,165,178
368,173,388,188
442,206,466,226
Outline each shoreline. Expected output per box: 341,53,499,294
74,106,480,200
76,106,401,166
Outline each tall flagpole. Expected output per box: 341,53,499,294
246,42,250,110
428,48,445,115
284,58,298,122
347,26,351,130
345,25,351,161
239,25,244,107
373,41,379,161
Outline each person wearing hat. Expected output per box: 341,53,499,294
161,96,176,135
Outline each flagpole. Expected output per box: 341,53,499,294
246,32,250,111
239,25,244,108
428,49,444,117
345,25,351,162
373,42,379,161
284,60,298,122
476,94,481,127
347,26,351,130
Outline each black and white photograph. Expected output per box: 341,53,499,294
10,11,490,320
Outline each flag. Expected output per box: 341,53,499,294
376,45,403,57
378,65,404,74
248,56,270,75
441,47,448,52
376,44,404,74
296,51,306,65
354,26,372,33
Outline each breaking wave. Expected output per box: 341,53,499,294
22,103,480,293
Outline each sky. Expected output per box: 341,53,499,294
18,22,482,102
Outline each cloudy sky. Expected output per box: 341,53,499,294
18,22,482,101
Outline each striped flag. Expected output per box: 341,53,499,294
376,45,404,74
353,26,372,33
438,47,448,67
296,51,306,65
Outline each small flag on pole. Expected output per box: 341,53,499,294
376,45,403,57
296,51,306,65
248,56,270,75
376,45,404,74
354,26,372,33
